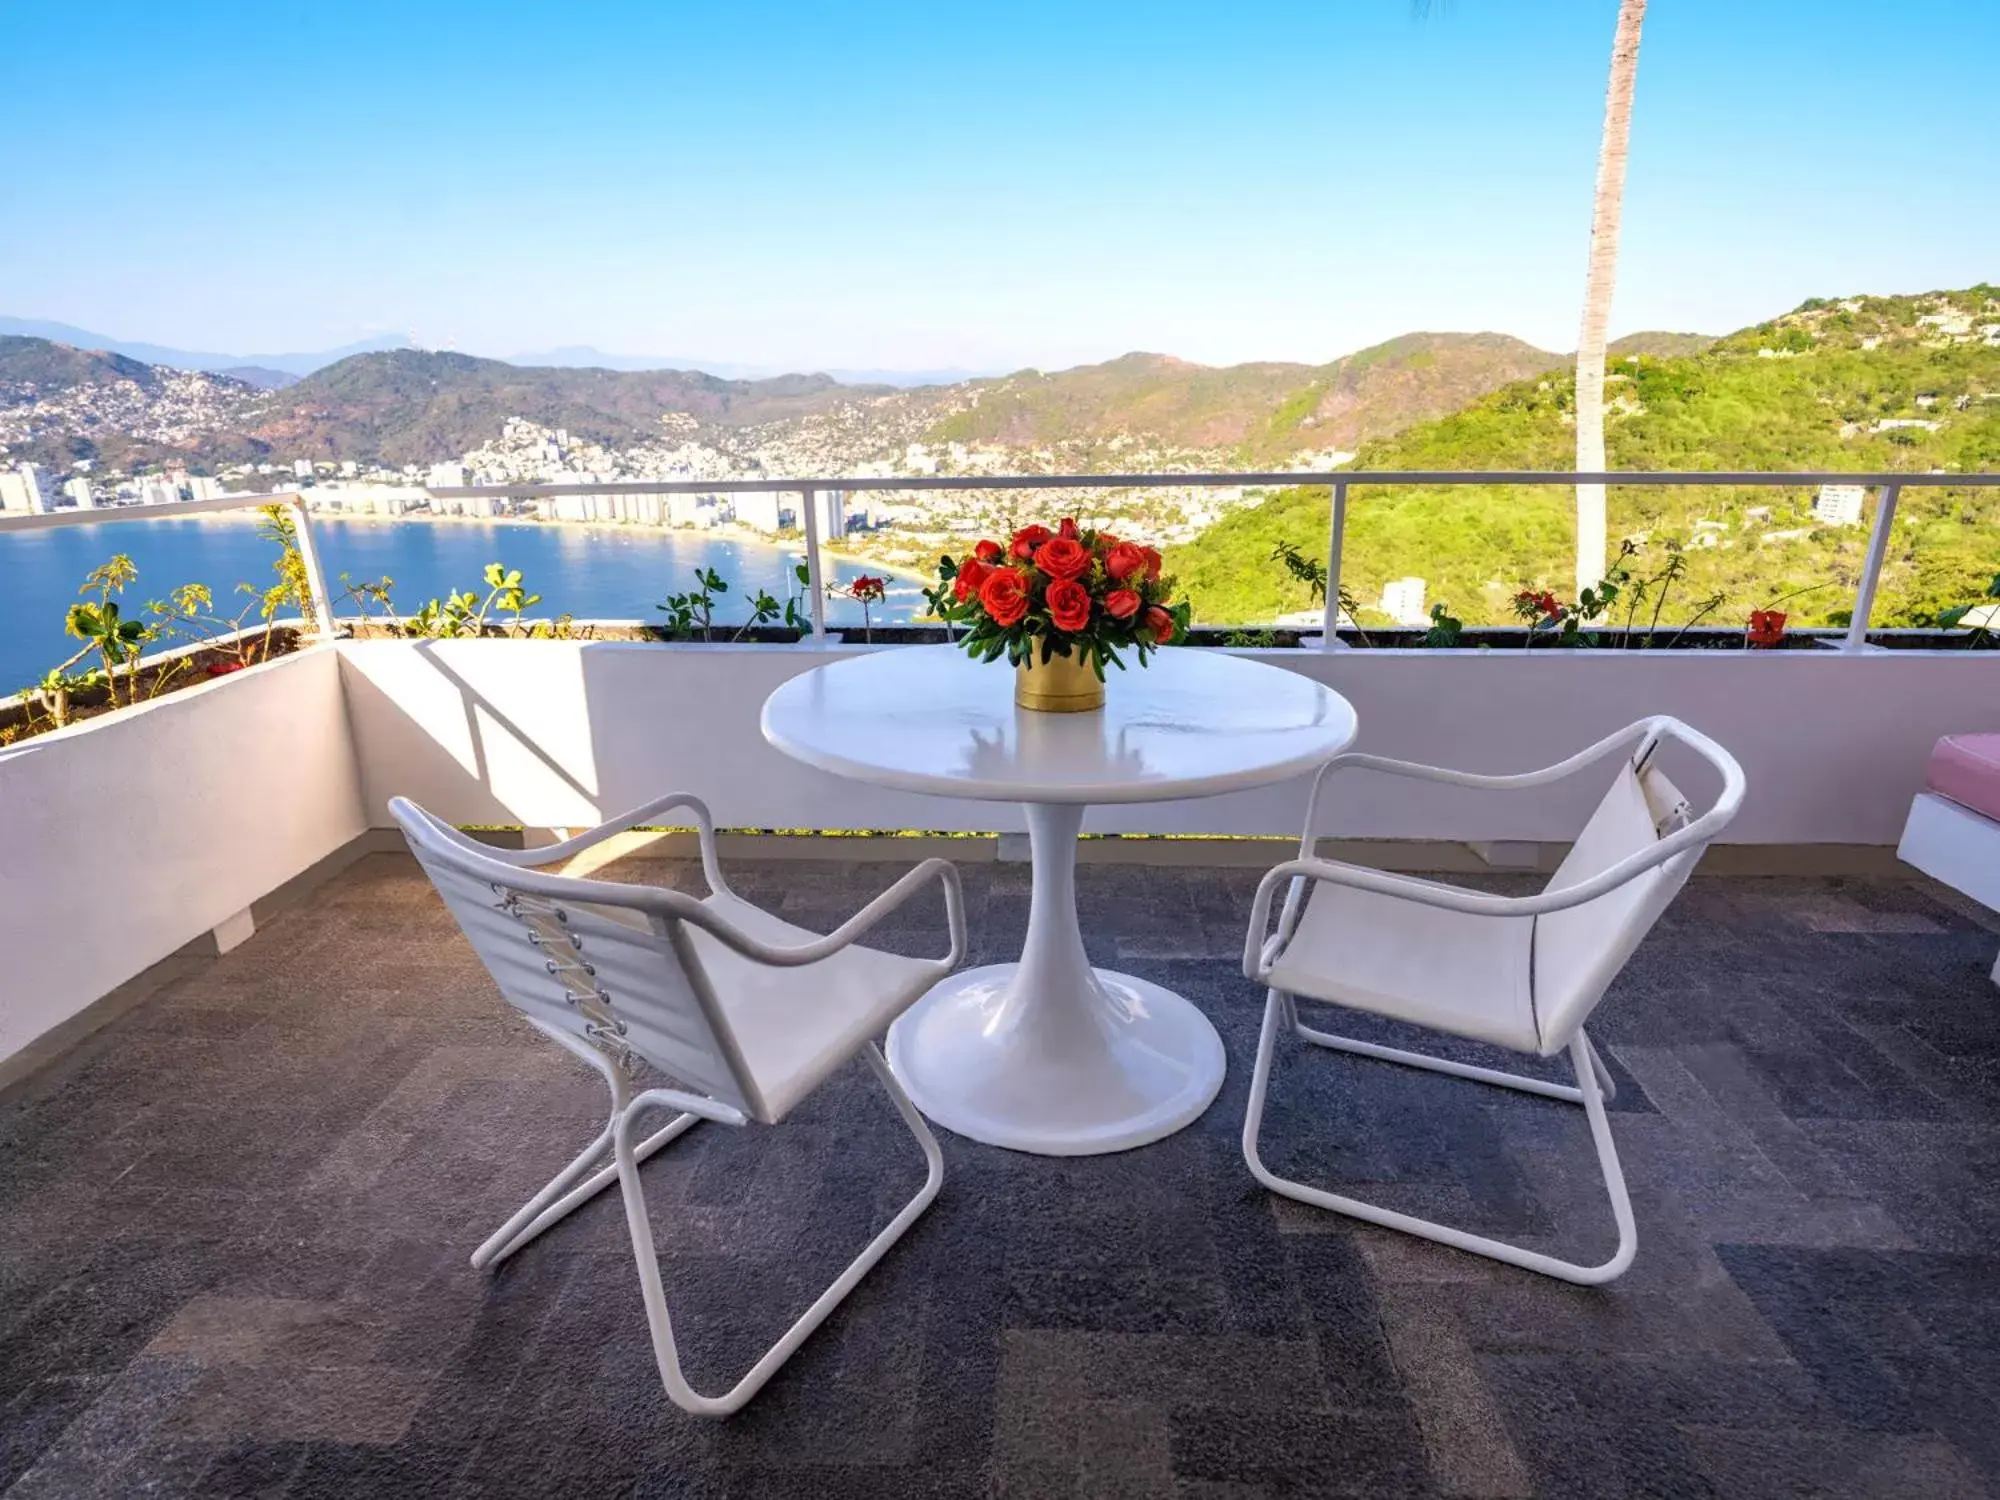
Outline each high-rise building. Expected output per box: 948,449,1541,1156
1814,485,1866,527
0,462,54,513
62,476,95,510
293,458,315,482
810,489,847,540
427,461,470,491
733,492,785,532
1379,577,1429,627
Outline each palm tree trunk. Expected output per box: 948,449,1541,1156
1573,0,1647,597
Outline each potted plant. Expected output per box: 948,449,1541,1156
930,518,1191,712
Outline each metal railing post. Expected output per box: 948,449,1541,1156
798,486,827,644
1321,481,1348,649
1842,483,1900,653
286,493,334,638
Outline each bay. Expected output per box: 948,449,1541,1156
0,516,928,693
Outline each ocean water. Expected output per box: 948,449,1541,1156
0,517,928,691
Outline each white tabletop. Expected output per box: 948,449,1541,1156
760,645,1357,804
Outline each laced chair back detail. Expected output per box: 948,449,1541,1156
390,790,966,1416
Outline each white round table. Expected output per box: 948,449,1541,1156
760,645,1357,1156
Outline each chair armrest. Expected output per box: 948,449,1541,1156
480,792,731,895
690,857,968,971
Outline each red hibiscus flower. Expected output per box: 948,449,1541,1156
206,660,248,677
1105,541,1150,583
1747,609,1787,648
848,575,886,602
1103,587,1141,620
1046,578,1092,632
954,557,989,602
1010,524,1053,561
1033,535,1091,581
1514,589,1562,622
981,568,1030,626
973,539,1004,564
1057,517,1081,541
1143,606,1175,645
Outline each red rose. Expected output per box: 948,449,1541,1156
1103,587,1141,620
1141,546,1163,581
954,557,989,601
1046,578,1092,632
1105,541,1149,582
974,539,1003,564
1010,524,1052,560
1033,535,1091,581
1143,606,1175,645
981,568,1030,626
1097,532,1119,550
1057,517,1081,541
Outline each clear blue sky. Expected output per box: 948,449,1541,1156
3,0,1994,373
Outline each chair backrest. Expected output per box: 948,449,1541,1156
390,798,763,1118
1530,724,1739,1053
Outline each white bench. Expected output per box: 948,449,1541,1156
1898,733,2000,987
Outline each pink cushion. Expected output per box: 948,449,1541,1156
1928,734,2000,822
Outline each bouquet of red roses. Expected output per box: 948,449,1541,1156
930,517,1191,676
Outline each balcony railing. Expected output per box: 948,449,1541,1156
4,469,1992,653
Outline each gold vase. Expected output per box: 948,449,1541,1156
1015,650,1105,713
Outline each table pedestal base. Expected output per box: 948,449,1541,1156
884,802,1225,1156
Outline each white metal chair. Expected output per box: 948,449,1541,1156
391,791,966,1416
1240,718,1744,1284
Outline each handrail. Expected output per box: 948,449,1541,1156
3,471,1993,652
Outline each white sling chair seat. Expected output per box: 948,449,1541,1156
1242,717,1744,1284
392,791,966,1417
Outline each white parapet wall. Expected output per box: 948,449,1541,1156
336,639,2000,845
0,646,368,1066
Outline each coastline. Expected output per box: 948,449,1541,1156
173,506,937,588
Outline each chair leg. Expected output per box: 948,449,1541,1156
614,1043,944,1418
471,1065,701,1271
1245,990,1637,1285
1292,1017,1619,1105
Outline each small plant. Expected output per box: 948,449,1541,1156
337,572,397,621
1422,602,1464,648
656,566,730,642
1268,541,1371,646
1934,573,2000,648
405,562,560,639
66,556,154,706
838,574,887,643
1222,629,1280,647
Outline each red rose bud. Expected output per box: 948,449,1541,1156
1010,524,1053,560
1103,587,1141,620
974,539,1003,564
1058,517,1081,541
954,558,989,601
1144,606,1175,645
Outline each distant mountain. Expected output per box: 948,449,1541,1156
506,345,991,388
239,349,889,465
917,334,1566,463
0,318,411,377
218,366,299,391
0,335,161,392
1171,287,2000,628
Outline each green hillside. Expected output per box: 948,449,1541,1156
921,334,1565,464
1171,287,2000,629
0,336,160,393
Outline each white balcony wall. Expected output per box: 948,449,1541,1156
336,640,1999,845
0,648,367,1065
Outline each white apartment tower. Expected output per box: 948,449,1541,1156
1379,576,1429,627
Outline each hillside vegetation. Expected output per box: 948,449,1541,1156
921,334,1568,464
1171,288,2000,630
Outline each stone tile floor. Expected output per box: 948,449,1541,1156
2,852,1999,1498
